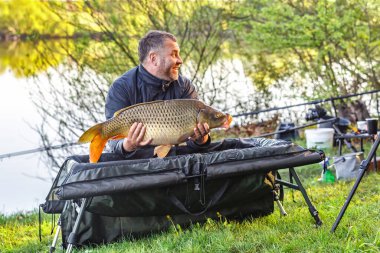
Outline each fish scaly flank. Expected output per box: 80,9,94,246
78,99,233,163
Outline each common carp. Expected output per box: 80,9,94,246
79,99,233,163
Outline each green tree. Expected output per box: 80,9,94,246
230,0,380,98
0,0,74,37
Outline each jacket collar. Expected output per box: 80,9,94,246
139,64,174,91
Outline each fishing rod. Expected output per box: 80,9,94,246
255,118,337,138
232,89,380,118
2,90,378,160
0,118,341,160
0,142,80,160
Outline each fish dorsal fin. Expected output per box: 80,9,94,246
113,107,128,117
113,101,165,117
112,99,201,117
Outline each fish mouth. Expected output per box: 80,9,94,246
222,114,233,129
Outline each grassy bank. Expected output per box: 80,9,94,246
1,173,379,252
0,211,54,252
1,139,380,252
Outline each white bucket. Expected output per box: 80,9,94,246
305,128,335,149
357,121,367,131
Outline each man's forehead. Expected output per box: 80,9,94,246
163,39,180,51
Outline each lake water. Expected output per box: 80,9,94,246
0,70,55,214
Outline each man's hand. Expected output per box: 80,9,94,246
123,122,153,152
189,123,210,145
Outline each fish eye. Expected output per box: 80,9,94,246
215,113,223,118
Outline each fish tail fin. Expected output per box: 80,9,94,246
78,123,108,163
89,134,108,163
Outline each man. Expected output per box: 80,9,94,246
105,30,210,157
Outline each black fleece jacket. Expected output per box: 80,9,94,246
105,65,211,157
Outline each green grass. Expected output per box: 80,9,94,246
3,174,379,252
0,211,55,252
1,140,380,252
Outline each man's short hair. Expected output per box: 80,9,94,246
138,30,177,63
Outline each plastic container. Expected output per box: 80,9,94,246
357,121,367,132
317,157,335,183
304,128,335,149
322,169,335,183
366,118,378,135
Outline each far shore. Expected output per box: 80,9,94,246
0,32,108,42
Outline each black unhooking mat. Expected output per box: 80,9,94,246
43,138,322,247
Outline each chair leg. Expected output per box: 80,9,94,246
288,168,322,226
289,169,295,202
49,201,68,253
66,198,89,253
274,190,287,216
49,224,61,253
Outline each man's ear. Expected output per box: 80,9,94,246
149,52,157,66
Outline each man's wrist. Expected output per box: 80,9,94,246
122,139,136,153
194,135,209,145
123,145,136,153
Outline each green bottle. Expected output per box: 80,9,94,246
323,169,335,183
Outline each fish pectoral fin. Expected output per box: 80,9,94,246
154,145,172,158
110,134,126,140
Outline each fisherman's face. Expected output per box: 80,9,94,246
156,39,183,81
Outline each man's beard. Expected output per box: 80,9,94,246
168,67,179,80
159,60,179,81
